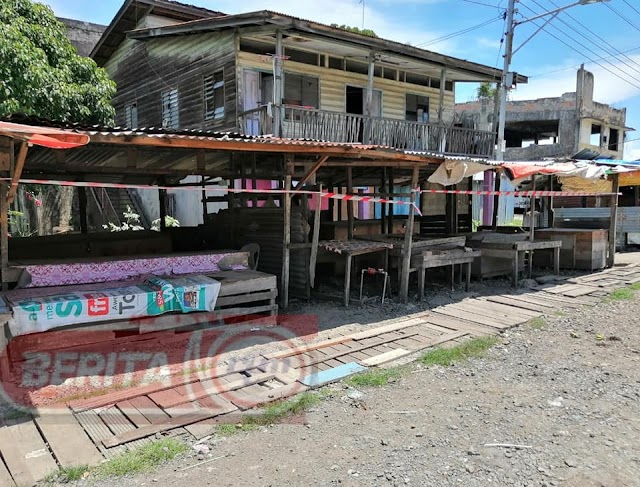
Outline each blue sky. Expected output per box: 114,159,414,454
46,0,640,158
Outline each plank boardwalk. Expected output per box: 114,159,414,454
3,263,635,485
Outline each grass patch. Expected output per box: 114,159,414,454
96,438,187,478
420,336,499,367
607,287,634,301
215,392,322,436
529,316,546,329
628,282,640,291
44,465,90,484
345,366,407,387
553,310,567,317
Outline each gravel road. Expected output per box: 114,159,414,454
79,283,640,487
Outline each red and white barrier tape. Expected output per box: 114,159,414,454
3,178,421,215
419,189,620,197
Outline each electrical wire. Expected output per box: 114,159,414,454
528,45,640,79
546,0,640,75
517,1,640,91
461,0,504,9
604,2,640,34
622,0,640,17
414,15,503,48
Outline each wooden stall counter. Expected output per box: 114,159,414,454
412,247,482,299
533,228,607,271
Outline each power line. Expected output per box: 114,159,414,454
622,0,640,17
461,0,504,9
528,45,640,79
414,15,503,48
546,0,640,75
516,1,640,91
605,2,640,33
526,0,640,82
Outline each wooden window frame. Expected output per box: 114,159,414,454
204,69,225,122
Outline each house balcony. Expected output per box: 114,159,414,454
238,105,495,158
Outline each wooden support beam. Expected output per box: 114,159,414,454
400,166,420,302
159,181,167,232
380,168,387,234
437,68,447,123
7,141,28,204
387,168,394,234
281,173,292,307
347,166,354,240
78,187,88,234
309,184,322,288
529,175,536,242
0,181,8,290
274,30,284,138
608,173,619,268
491,169,500,230
293,156,329,191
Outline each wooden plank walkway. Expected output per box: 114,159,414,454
1,263,638,486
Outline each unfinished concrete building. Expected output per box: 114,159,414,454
455,67,632,160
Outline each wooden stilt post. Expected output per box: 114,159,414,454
1,182,9,291
310,184,322,288
387,168,394,234
158,178,167,232
491,169,500,230
380,168,387,234
529,175,536,242
347,166,354,240
400,166,419,302
608,173,620,268
281,157,294,307
78,187,88,234
274,31,284,138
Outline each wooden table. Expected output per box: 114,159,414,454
413,248,482,299
318,240,393,306
479,240,562,287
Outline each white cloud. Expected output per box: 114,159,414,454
625,138,640,161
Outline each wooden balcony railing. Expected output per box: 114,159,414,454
238,105,495,157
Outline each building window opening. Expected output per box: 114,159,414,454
590,124,602,146
608,128,620,151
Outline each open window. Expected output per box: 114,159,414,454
204,70,225,121
161,89,179,129
406,94,429,123
590,124,602,146
283,73,319,108
608,128,620,151
124,102,138,128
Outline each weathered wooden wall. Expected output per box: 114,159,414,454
237,51,455,122
104,21,237,131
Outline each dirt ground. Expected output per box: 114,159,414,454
77,271,640,487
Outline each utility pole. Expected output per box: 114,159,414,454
495,0,516,162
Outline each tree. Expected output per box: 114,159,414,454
0,0,117,235
476,82,497,101
330,24,378,38
0,0,116,124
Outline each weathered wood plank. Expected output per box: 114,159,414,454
0,455,15,487
0,419,57,485
34,409,103,467
432,306,510,329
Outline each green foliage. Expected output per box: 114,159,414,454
0,0,116,124
151,215,180,231
528,316,546,329
420,336,499,366
96,438,187,478
105,206,181,232
44,465,90,484
628,282,640,291
345,366,407,387
330,24,378,38
476,82,497,101
606,287,634,301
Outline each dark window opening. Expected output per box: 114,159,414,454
445,80,454,92
125,102,138,128
283,73,319,108
346,86,364,115
608,128,620,151
406,94,429,122
405,72,430,87
204,70,225,121
239,39,273,56
285,47,318,66
590,124,602,146
329,56,344,70
383,67,396,81
345,59,368,75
